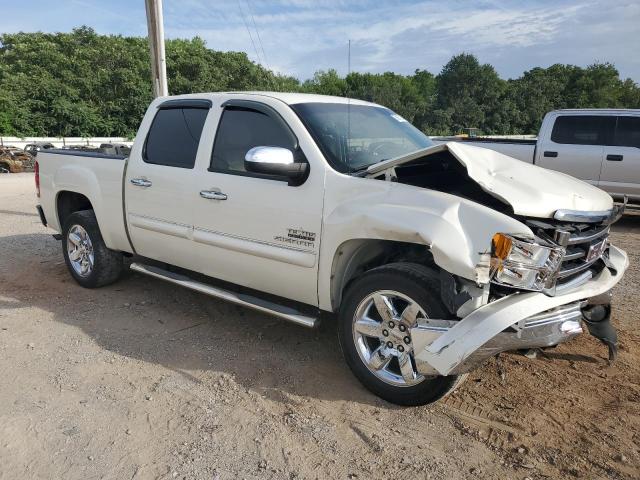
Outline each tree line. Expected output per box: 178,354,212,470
1,27,639,138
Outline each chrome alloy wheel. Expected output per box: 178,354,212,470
352,290,427,387
67,224,94,277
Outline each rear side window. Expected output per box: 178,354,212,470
210,107,296,174
613,116,640,148
551,116,609,146
144,107,209,168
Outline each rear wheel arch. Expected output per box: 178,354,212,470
329,239,435,312
56,191,94,229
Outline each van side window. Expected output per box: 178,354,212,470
144,107,209,168
210,107,295,174
614,116,640,148
551,116,609,146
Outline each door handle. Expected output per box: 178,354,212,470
200,190,228,200
130,178,152,187
606,154,623,161
543,151,558,158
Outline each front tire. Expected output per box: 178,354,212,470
338,263,466,406
62,210,124,288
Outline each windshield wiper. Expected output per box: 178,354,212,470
350,165,373,176
350,159,389,176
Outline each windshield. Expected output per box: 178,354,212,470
291,102,433,173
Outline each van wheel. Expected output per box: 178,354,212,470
62,210,124,288
338,262,466,406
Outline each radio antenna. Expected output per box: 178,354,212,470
347,39,351,171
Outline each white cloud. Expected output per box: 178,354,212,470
1,0,638,80
162,0,639,80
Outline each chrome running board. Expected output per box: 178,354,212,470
130,262,318,328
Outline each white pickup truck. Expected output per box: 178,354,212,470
436,109,640,203
36,93,628,406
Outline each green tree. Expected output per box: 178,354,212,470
1,29,639,137
302,69,347,96
346,71,424,123
618,78,640,108
0,27,298,137
429,53,513,134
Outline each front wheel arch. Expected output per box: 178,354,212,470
329,239,435,312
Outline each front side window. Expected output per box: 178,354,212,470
144,107,209,168
550,116,611,146
210,107,296,173
613,116,640,148
291,102,433,172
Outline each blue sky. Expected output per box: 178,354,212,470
1,0,639,81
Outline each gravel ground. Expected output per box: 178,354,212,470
1,172,639,480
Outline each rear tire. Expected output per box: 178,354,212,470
62,210,124,288
338,262,466,406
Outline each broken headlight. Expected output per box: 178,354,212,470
490,233,565,291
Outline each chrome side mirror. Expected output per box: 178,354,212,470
244,146,308,180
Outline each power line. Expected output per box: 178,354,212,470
236,0,275,90
245,0,269,71
244,0,277,90
236,0,262,66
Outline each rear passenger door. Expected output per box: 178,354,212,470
599,115,640,201
536,115,611,185
125,99,210,267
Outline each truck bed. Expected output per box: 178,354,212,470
43,149,128,160
37,149,132,252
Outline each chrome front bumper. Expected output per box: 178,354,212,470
451,302,584,374
411,245,629,376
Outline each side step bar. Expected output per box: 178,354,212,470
130,262,319,328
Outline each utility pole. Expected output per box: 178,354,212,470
145,0,168,97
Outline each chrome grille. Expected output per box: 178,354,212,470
525,219,610,289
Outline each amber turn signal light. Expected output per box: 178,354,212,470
492,233,512,260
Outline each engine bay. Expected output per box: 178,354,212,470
382,149,512,214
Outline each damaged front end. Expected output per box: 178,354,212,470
356,141,628,376
410,232,628,377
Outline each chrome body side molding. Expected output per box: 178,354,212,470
192,228,317,268
129,214,191,239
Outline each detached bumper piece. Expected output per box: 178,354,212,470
411,245,628,376
582,293,617,361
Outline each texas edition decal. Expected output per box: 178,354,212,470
274,228,316,249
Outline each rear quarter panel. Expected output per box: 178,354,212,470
38,152,132,252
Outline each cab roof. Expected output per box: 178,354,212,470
551,108,640,114
161,91,380,107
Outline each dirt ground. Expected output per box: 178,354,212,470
1,172,638,480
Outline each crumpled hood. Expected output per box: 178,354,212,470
366,142,613,218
